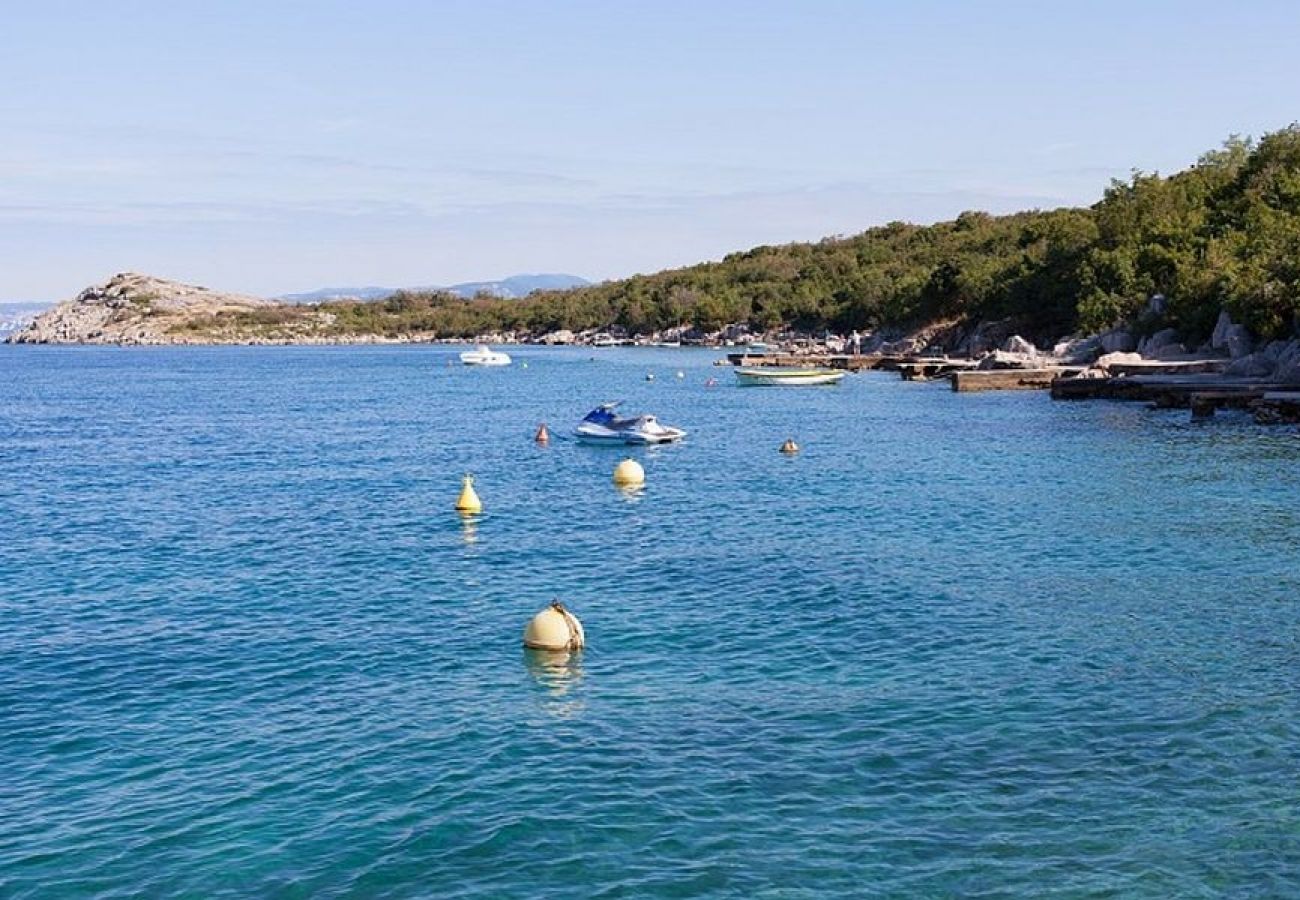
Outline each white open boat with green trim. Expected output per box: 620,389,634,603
733,366,846,386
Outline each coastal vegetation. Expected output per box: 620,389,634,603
13,126,1300,348
271,125,1300,346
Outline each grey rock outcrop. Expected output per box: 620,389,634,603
9,272,271,344
1210,310,1254,358
957,319,1016,356
1001,335,1038,356
1098,328,1136,353
1136,327,1192,359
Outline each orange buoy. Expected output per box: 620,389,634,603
535,422,550,445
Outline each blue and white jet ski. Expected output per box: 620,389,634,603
573,402,687,445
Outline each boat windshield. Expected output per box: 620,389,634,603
583,406,618,424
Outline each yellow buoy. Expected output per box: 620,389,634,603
455,473,482,514
612,458,645,487
780,438,800,455
534,422,550,445
523,601,585,650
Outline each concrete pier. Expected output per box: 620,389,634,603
724,352,884,371
1252,391,1300,424
951,368,1080,392
1050,373,1297,421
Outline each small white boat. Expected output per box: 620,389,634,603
734,366,846,386
459,345,512,366
574,402,687,444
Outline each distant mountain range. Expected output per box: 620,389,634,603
278,273,590,304
0,301,54,335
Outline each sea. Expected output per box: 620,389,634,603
2,344,1298,898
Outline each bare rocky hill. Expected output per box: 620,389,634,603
8,273,273,344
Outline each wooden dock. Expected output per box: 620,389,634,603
951,368,1081,392
1104,358,1228,377
1051,373,1294,420
896,358,982,381
1252,391,1300,424
723,352,885,371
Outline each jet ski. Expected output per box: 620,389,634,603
573,402,687,445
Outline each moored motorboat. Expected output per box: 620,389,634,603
574,402,687,444
733,366,846,386
460,345,512,366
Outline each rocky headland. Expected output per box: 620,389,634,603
10,273,275,345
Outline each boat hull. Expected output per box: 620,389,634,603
460,347,512,366
733,367,846,386
573,425,686,445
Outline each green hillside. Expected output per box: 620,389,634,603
212,126,1300,345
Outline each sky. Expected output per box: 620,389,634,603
1,0,1298,301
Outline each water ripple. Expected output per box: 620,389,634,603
2,346,1299,897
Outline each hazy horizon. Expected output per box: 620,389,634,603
4,0,1299,301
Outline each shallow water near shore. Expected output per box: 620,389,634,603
2,344,1299,897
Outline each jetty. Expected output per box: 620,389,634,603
1050,373,1300,421
722,353,986,377
717,350,1300,420
723,352,884,371
952,368,1082,392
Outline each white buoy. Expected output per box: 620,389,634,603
523,601,585,650
612,458,645,487
645,372,655,381
455,473,482,514
780,438,800,455
676,370,685,379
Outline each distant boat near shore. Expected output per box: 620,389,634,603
459,345,512,366
734,366,846,386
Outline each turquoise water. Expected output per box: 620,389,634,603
2,345,1298,898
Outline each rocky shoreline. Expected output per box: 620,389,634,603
10,272,1300,389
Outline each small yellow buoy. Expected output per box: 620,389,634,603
534,422,550,445
455,473,482,514
523,601,585,650
780,438,800,455
612,458,645,487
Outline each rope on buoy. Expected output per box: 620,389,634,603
523,600,585,650
551,601,584,650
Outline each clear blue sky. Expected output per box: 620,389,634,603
2,0,1297,300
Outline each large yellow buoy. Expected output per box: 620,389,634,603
455,473,482,514
780,438,800,455
523,601,585,650
534,422,550,445
612,458,645,487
